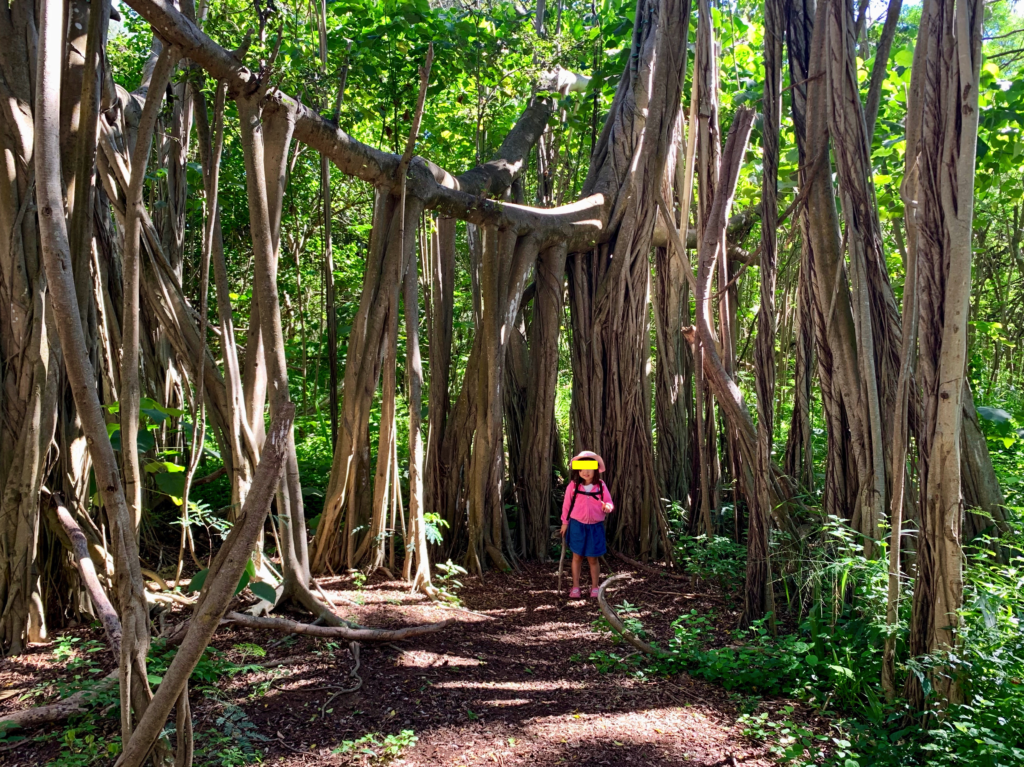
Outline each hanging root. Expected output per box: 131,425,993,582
596,574,672,659
222,611,452,641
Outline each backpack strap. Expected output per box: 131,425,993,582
566,481,580,517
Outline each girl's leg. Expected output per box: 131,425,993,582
588,557,601,589
571,553,583,589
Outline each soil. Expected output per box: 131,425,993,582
1,561,780,766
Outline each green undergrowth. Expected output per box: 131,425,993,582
584,518,1024,766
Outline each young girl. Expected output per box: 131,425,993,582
561,451,614,598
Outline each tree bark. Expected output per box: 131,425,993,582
744,0,783,629
53,500,122,655
34,0,153,741
905,0,982,706
568,0,687,562
520,244,569,560
120,46,174,530
824,0,895,556
116,405,294,767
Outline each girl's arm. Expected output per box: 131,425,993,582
602,481,614,513
561,483,575,524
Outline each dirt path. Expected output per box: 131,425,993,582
249,563,771,766
1,563,774,766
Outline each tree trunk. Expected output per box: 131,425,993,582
35,0,154,740
824,0,896,556
568,0,687,562
0,0,62,648
654,102,693,508
744,0,783,629
905,0,982,706
520,244,568,560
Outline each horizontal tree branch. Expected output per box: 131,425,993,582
653,203,762,263
122,0,613,240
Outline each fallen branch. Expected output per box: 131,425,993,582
0,672,117,733
0,620,195,734
596,574,672,659
222,612,453,641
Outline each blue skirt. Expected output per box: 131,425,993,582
568,518,607,558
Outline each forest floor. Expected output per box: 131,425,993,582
2,561,786,766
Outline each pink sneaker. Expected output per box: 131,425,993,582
569,587,582,599
590,587,600,599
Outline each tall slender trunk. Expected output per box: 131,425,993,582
905,0,982,706
520,244,568,560
568,0,687,562
694,0,723,531
744,0,783,629
120,46,174,529
824,0,893,556
35,0,153,740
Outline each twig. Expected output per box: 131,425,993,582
192,466,227,486
313,579,357,607
557,532,567,597
395,43,435,188
781,72,822,93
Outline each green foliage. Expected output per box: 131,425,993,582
423,512,449,546
195,705,268,766
675,534,748,588
588,519,1024,766
42,727,122,766
330,730,417,764
434,559,468,604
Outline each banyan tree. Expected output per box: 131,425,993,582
0,0,1009,755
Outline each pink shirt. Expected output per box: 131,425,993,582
561,481,614,525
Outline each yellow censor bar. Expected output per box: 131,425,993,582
572,459,599,470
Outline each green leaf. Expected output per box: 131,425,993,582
137,430,156,453
185,569,209,594
805,653,819,667
155,470,186,498
250,581,278,605
109,427,155,453
976,406,1014,437
234,571,251,595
